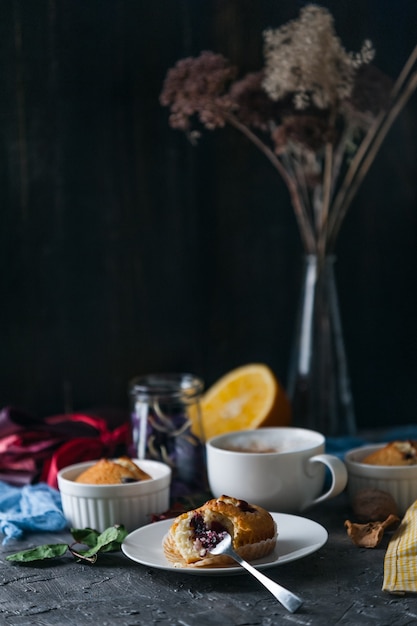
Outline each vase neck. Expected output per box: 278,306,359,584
303,253,336,277
288,253,356,436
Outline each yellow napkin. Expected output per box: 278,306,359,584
383,500,417,593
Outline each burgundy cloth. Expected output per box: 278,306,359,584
0,407,130,489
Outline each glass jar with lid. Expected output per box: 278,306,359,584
129,373,206,498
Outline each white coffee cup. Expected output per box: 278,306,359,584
206,427,348,513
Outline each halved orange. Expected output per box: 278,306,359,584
200,363,291,441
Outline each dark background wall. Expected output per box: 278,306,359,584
1,0,416,430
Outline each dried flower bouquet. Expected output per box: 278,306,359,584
160,4,417,265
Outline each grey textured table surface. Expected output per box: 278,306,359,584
0,493,414,626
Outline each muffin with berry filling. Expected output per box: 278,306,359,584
163,495,277,568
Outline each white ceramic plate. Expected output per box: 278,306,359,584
121,512,328,576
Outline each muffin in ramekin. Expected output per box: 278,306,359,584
345,444,417,516
57,459,171,532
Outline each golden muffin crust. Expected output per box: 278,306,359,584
163,495,277,568
75,457,152,484
362,441,417,466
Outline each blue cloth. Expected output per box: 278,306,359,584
0,481,67,544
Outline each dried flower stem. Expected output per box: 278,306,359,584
318,141,334,263
331,124,354,199
328,110,385,242
328,69,417,247
327,44,417,246
224,112,316,252
287,153,313,228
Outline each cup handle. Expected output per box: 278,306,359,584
306,454,348,507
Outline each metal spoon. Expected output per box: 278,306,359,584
209,533,303,613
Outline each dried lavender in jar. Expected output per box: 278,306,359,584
129,373,206,499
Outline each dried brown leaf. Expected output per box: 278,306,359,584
344,514,399,548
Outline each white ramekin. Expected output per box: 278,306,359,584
345,444,417,516
57,459,171,532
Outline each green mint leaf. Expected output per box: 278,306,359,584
69,525,128,561
6,525,128,566
70,527,101,548
6,543,69,563
99,525,128,553
80,525,127,558
70,525,127,552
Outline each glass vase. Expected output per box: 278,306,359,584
287,255,356,436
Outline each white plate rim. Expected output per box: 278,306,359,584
121,512,328,576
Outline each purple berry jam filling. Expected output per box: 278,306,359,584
190,513,228,556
